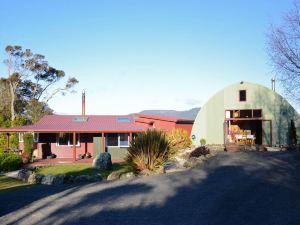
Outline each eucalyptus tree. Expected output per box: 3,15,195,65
3,45,79,122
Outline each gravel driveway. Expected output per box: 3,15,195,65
1,151,300,225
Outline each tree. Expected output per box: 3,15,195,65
3,45,78,121
26,99,53,123
267,1,300,103
0,78,12,119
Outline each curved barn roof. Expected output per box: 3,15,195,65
191,81,300,146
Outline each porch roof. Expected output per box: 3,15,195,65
0,115,146,133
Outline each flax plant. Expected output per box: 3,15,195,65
127,129,171,173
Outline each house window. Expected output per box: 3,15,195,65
56,133,80,146
19,133,24,142
19,133,39,143
107,133,118,146
33,133,39,142
239,90,247,102
106,133,129,147
119,133,129,147
253,109,262,118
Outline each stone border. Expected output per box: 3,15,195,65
1,168,137,185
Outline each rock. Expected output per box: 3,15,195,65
199,155,207,161
164,163,186,174
183,157,201,168
17,169,33,182
54,174,66,184
4,170,21,179
140,169,151,176
156,166,165,174
94,174,103,181
165,168,186,174
27,173,44,184
64,175,75,183
27,173,38,184
36,174,44,184
41,174,55,185
92,152,112,170
74,175,91,183
205,154,212,159
107,172,121,181
120,172,135,180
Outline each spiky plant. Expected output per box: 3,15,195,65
127,129,171,173
167,128,191,151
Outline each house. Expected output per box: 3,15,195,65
134,113,194,135
0,92,194,161
1,115,145,161
191,81,300,147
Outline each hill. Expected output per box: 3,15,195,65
138,108,200,120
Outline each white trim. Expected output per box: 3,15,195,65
19,133,39,143
119,133,130,147
56,133,80,147
33,133,39,142
19,133,24,143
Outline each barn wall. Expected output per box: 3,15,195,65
191,82,300,146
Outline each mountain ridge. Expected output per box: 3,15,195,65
138,107,200,120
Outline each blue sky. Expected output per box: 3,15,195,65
0,0,295,114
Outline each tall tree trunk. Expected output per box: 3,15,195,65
8,80,15,121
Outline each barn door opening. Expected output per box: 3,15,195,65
262,120,272,146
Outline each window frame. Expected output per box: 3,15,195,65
106,133,130,148
33,133,39,142
239,90,247,102
106,133,119,147
19,133,39,143
19,133,24,143
56,133,80,147
119,133,130,147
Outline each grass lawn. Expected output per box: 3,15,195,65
0,176,31,193
36,162,133,178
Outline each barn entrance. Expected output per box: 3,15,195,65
224,109,272,146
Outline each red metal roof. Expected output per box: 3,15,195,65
0,115,146,133
134,113,194,123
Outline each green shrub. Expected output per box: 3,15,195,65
11,115,27,127
0,153,22,172
189,146,210,158
10,133,19,149
127,129,172,173
200,138,206,146
167,128,191,151
23,133,34,161
0,133,20,153
0,134,6,153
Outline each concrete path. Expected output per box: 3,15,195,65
1,151,300,225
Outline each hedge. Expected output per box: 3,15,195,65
0,153,22,172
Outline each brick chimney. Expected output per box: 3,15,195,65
82,89,86,116
271,78,276,91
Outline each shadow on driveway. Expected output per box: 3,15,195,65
1,151,300,225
